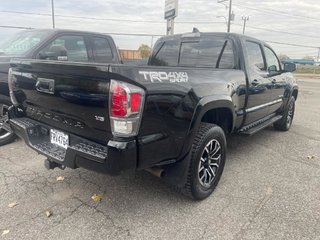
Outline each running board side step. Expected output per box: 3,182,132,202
239,115,283,136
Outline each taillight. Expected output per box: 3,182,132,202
130,93,142,112
111,84,128,117
109,80,145,137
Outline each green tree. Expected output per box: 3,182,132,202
303,55,314,61
138,44,151,59
278,54,290,62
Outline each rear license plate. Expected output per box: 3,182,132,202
50,129,69,149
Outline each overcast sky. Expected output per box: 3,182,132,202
0,0,319,58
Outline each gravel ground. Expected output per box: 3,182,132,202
0,77,319,240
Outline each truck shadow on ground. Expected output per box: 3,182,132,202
58,126,281,209
2,125,287,220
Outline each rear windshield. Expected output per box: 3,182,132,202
149,37,235,69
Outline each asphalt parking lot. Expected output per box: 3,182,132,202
1,76,319,240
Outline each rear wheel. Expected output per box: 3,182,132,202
274,96,295,131
182,123,226,200
0,95,16,146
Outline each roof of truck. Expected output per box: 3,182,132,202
21,28,112,37
159,31,265,43
156,31,272,50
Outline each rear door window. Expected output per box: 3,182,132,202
91,36,114,63
149,40,180,66
218,41,236,69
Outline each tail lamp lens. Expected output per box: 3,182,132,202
111,84,128,117
130,93,142,113
109,80,145,137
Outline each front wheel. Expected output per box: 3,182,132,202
274,96,295,131
182,123,226,200
0,95,16,146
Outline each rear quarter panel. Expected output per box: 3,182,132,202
109,65,246,169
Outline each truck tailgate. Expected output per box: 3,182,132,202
10,60,112,144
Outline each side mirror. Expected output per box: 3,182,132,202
39,45,68,61
267,65,279,77
283,62,296,72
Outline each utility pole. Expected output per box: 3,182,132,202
314,48,320,74
241,16,250,34
166,19,175,35
227,0,232,32
217,0,234,32
51,0,55,28
150,36,154,49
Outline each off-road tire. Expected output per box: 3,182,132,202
181,123,226,200
274,96,295,131
0,95,16,146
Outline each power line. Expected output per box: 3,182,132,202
0,10,165,23
3,2,320,26
0,25,34,29
233,3,320,23
0,25,164,37
285,49,320,53
0,10,50,17
0,23,318,49
265,40,319,49
0,22,318,49
232,23,320,39
0,20,319,49
2,9,319,40
104,32,164,37
0,10,224,24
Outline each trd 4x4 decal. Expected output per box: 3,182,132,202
139,71,188,83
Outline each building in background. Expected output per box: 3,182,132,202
119,44,151,60
119,49,142,60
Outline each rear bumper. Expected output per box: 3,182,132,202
9,117,137,175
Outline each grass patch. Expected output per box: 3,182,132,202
295,68,320,74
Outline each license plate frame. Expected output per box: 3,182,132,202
50,129,69,149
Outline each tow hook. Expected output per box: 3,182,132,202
44,159,65,170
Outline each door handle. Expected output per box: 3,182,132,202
36,78,55,94
251,79,260,86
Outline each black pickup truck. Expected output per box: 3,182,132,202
6,31,298,200
0,29,121,145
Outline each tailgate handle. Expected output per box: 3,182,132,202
36,78,55,94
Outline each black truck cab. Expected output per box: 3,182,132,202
0,29,121,145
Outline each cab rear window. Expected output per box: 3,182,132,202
149,37,235,69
